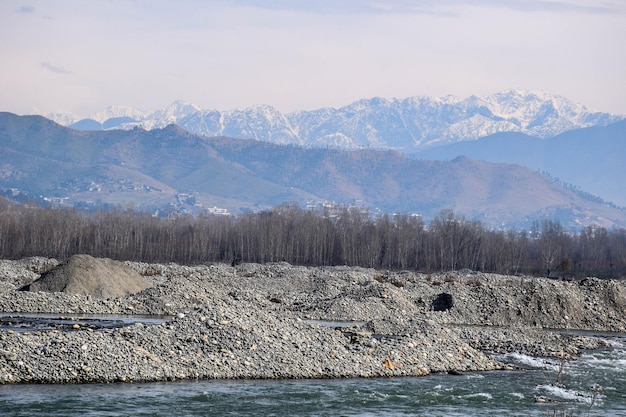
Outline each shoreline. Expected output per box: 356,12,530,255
1,257,625,384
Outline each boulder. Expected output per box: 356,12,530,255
20,254,151,298
431,292,454,312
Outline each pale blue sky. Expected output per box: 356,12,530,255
1,0,625,117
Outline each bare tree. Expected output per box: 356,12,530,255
0,198,623,278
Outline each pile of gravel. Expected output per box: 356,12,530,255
20,255,151,299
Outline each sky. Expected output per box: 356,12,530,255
1,0,625,118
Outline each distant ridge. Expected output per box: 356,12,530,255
413,120,626,207
41,90,623,152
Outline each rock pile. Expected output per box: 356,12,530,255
19,255,151,299
0,258,624,384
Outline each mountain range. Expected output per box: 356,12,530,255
45,90,623,153
1,112,625,230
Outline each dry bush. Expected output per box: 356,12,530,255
374,274,405,288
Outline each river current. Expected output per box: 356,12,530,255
1,336,624,416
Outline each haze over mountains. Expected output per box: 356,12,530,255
1,110,625,230
48,90,622,152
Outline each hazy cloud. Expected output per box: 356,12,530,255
225,0,450,14
466,0,623,14
41,62,71,75
2,0,624,117
16,5,34,13
225,0,622,15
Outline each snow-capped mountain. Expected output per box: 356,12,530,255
89,105,148,124
52,90,624,151
179,104,301,145
139,100,201,130
39,111,81,126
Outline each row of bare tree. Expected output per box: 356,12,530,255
1,200,624,278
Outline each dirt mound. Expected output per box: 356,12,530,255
21,254,151,298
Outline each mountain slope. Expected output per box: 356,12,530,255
1,112,624,229
0,113,315,212
413,120,626,207
206,137,626,228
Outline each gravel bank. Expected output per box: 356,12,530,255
1,258,624,384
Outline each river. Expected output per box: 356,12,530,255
1,335,624,416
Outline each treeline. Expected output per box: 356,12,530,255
1,199,625,278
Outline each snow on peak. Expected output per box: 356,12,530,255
141,101,202,129
36,110,80,126
155,100,201,119
89,105,148,123
242,104,284,121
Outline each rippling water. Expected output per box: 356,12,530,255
2,339,625,416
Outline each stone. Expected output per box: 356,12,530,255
431,293,454,312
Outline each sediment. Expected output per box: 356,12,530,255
1,257,624,384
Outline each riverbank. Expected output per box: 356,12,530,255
1,257,625,384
